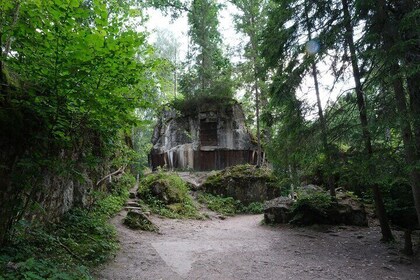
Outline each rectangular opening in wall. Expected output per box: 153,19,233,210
200,121,218,146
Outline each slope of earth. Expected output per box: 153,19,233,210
95,212,419,280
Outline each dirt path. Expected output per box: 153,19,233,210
96,211,419,280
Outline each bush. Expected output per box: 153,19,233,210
0,173,135,279
291,191,332,214
289,191,333,225
198,193,264,215
138,171,201,219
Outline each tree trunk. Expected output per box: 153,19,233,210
254,67,262,167
403,230,413,256
389,63,420,227
342,0,393,241
303,5,335,197
311,61,335,197
375,0,420,227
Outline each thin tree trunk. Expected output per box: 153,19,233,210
4,2,21,58
254,66,262,166
311,61,335,197
303,5,335,197
342,0,393,241
249,13,262,167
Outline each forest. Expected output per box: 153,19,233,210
0,0,419,279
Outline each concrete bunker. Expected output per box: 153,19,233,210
150,98,261,171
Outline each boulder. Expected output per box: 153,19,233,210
290,191,368,226
298,184,324,194
202,164,280,205
123,210,158,232
263,197,294,224
148,181,183,204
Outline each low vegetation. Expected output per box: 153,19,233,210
198,193,264,216
138,171,202,219
170,95,236,116
0,173,135,280
204,164,277,188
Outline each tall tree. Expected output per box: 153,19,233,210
341,0,393,241
302,1,336,197
361,0,420,226
231,0,268,166
153,28,181,98
181,0,233,98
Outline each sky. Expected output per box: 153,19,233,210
144,4,353,117
145,3,242,62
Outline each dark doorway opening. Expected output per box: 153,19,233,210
200,122,218,146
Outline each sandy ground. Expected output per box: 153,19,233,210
95,211,420,280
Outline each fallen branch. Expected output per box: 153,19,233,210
55,238,84,263
96,166,125,186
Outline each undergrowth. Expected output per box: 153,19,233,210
198,193,264,216
0,173,135,280
138,171,202,219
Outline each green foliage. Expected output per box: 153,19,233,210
180,0,234,98
198,193,264,215
204,164,278,188
0,173,134,279
198,193,241,216
291,191,332,215
170,95,237,116
243,202,265,214
95,173,135,217
0,0,160,246
138,171,201,219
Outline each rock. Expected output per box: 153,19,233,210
126,201,140,207
129,191,137,199
264,197,294,224
298,184,324,194
124,206,142,211
123,210,158,231
290,190,368,227
266,190,368,227
148,181,183,204
202,164,280,205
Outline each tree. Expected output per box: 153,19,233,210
153,28,181,98
358,0,420,227
0,0,158,245
181,0,233,98
231,0,268,166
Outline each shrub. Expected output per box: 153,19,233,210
291,191,332,214
0,173,135,279
198,193,264,215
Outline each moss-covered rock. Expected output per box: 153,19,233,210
202,164,281,205
137,171,201,219
289,190,368,226
123,210,158,232
138,171,190,204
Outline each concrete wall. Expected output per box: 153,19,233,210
151,103,260,171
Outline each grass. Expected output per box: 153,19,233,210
0,173,135,280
